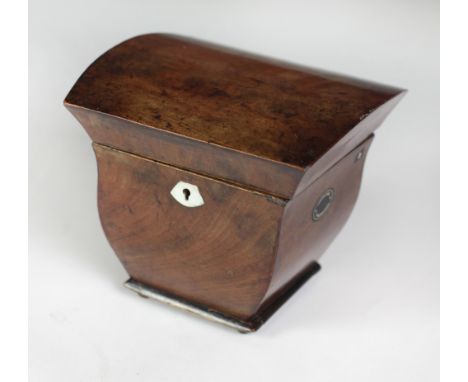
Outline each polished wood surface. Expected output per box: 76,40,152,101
262,135,374,305
94,144,284,320
69,106,301,199
64,34,405,329
65,34,404,198
93,136,371,324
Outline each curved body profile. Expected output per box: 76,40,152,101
64,34,405,331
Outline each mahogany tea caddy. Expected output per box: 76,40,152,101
64,34,405,332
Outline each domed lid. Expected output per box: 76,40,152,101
65,34,405,199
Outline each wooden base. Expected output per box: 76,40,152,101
124,261,321,333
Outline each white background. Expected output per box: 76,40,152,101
29,1,439,381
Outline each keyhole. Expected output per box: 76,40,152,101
170,181,204,207
183,188,191,200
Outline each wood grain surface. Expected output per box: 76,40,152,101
65,34,404,198
64,34,404,327
94,143,284,320
93,135,371,323
262,135,374,306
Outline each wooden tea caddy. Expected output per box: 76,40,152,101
64,34,405,332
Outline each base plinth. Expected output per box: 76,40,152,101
124,261,321,333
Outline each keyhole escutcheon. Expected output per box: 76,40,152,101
170,181,204,208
